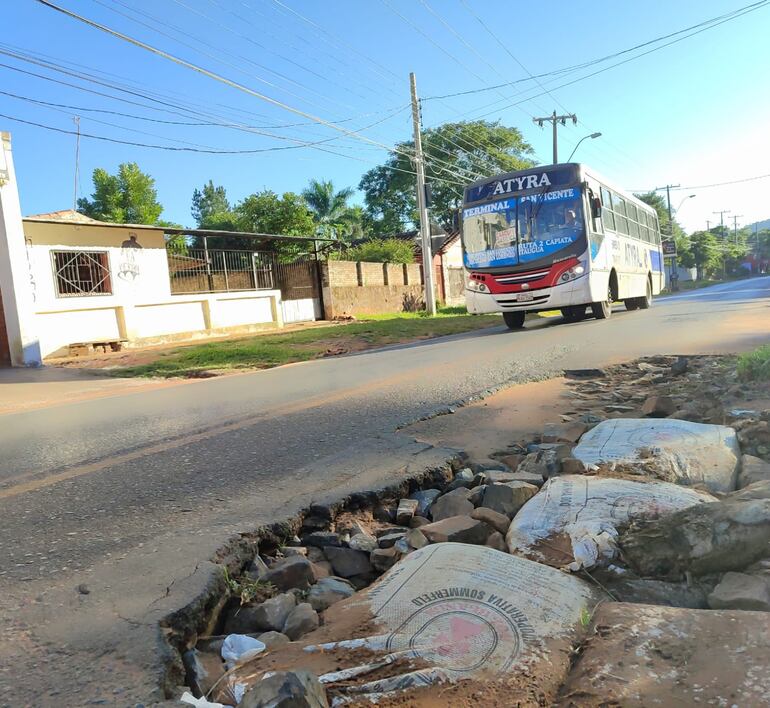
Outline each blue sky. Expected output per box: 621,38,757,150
4,0,770,234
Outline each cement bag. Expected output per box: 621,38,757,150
572,418,740,493
231,543,598,705
506,475,715,571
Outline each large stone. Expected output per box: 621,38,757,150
542,422,588,444
223,605,264,634
261,556,315,591
377,531,406,548
282,603,319,641
496,455,525,471
560,457,586,475
410,489,442,517
708,572,770,611
420,516,493,545
323,547,372,578
470,507,511,534
395,498,419,525
252,593,296,632
430,489,474,521
517,449,561,479
605,578,709,609
468,485,486,506
739,454,770,488
240,670,329,708
257,631,291,651
446,467,476,491
308,577,355,612
348,533,378,552
508,470,545,487
409,516,430,529
641,395,677,418
303,532,343,549
481,482,538,518
485,531,508,553
310,561,332,580
404,528,429,549
370,546,400,572
182,649,226,699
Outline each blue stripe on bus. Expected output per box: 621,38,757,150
650,250,662,272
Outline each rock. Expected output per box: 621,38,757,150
470,507,511,534
303,532,343,549
642,395,677,418
373,505,397,523
409,516,430,528
370,546,400,572
377,531,406,548
305,547,326,564
579,413,605,427
564,368,606,379
485,531,508,552
282,603,319,641
280,546,307,558
481,482,538,518
446,468,476,491
310,561,332,580
739,454,770,488
395,498,419,525
251,593,296,632
468,485,486,506
605,578,709,609
508,471,545,487
670,357,689,375
420,516,493,545
517,449,561,479
261,556,315,591
497,454,525,470
348,533,378,552
404,528,429,549
245,555,270,580
301,516,330,533
308,577,355,612
257,631,291,650
560,458,586,475
223,605,263,634
430,489,474,521
182,649,226,699
323,547,372,578
240,670,329,708
708,572,770,611
542,422,588,444
346,573,376,590
620,488,770,578
410,489,441,517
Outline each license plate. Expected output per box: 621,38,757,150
517,292,534,302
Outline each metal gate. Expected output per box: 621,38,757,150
276,258,323,323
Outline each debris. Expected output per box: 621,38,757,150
308,577,355,612
179,691,229,708
620,481,770,578
76,583,90,595
323,547,372,578
282,603,319,641
260,557,315,592
573,418,741,493
429,488,474,521
670,357,689,375
470,507,511,534
603,578,709,609
409,489,441,517
182,649,227,700
507,475,714,571
707,572,770,611
739,454,770,488
239,670,329,708
419,515,493,544
221,634,266,670
347,533,377,552
480,481,538,518
557,603,770,707
395,498,418,525
641,395,676,418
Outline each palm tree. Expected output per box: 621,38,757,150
302,179,360,241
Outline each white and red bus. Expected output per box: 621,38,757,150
462,163,664,329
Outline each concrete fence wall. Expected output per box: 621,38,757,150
321,260,427,318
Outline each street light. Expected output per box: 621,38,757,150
567,132,602,161
675,194,696,213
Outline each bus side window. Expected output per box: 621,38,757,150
600,187,615,231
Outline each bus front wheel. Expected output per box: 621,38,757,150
562,305,587,321
637,279,653,309
503,311,526,330
591,283,614,320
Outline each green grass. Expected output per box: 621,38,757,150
118,306,501,378
737,345,770,382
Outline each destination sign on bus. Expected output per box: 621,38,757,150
465,165,580,203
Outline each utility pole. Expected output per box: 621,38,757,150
655,184,680,290
713,209,730,239
410,72,437,316
732,214,743,243
533,110,577,164
72,116,81,211
706,220,711,232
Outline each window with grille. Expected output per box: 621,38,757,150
52,250,112,297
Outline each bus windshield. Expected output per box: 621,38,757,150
462,186,585,268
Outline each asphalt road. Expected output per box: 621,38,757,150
1,277,769,582
0,277,768,705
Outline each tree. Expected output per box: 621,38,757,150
78,162,163,224
301,179,361,241
635,191,693,268
191,181,230,227
689,231,722,279
339,238,415,264
360,120,534,234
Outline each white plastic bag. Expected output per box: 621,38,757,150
221,634,266,670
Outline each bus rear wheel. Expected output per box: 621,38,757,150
503,311,526,330
625,299,639,311
637,278,653,309
591,283,614,320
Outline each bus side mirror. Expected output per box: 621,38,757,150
591,197,602,219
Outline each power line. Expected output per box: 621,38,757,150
636,173,770,192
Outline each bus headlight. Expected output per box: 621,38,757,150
467,277,488,292
560,260,587,282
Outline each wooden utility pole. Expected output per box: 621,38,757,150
410,72,436,316
533,111,577,164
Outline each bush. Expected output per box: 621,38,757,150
342,238,415,264
737,345,770,381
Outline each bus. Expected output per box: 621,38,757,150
461,163,664,330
